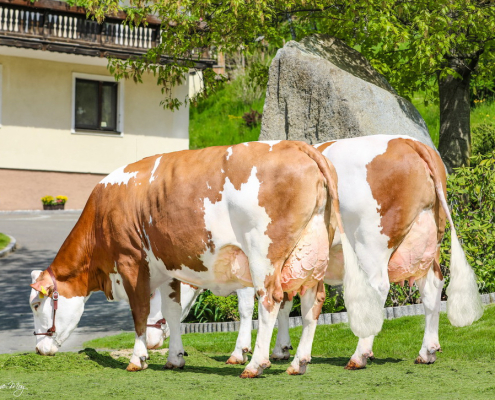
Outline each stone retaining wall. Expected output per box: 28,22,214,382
180,292,495,335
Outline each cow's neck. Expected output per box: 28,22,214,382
48,207,98,298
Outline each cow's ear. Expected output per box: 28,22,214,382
31,270,42,284
30,279,54,298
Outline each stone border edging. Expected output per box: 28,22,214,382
0,235,16,258
180,292,495,335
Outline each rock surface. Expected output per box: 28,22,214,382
259,35,435,148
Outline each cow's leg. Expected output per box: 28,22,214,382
122,263,151,372
344,245,391,370
146,288,166,350
227,286,255,365
271,295,294,361
240,294,281,378
345,336,376,370
160,279,187,369
415,264,444,364
286,282,325,375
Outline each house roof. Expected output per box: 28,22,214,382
0,0,215,69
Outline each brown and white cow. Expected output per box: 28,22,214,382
29,141,363,377
167,135,483,371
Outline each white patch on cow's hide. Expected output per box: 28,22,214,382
109,268,129,302
100,166,138,187
221,169,225,173
149,156,162,184
226,147,233,160
207,182,212,189
243,142,249,146
200,166,273,293
256,140,281,151
149,215,152,225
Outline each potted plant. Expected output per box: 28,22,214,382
41,195,68,210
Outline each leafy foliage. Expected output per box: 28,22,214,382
471,123,495,157
79,0,495,110
242,109,262,128
185,290,259,323
441,153,495,294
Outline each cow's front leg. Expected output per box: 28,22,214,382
240,294,281,378
271,295,294,361
227,287,255,365
123,270,151,372
415,265,444,365
286,282,324,375
345,336,375,370
160,279,186,369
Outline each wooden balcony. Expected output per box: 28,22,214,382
0,0,215,68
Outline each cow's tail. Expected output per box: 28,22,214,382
297,142,384,338
406,140,483,327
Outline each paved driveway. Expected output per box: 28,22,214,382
0,211,134,354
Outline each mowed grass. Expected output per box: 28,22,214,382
0,233,10,251
1,305,494,399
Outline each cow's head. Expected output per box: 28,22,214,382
29,270,85,356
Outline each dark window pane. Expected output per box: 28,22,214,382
101,83,117,131
75,80,98,129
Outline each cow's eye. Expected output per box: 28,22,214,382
32,302,41,311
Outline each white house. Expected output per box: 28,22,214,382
0,0,214,210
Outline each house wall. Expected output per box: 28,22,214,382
0,52,190,175
0,168,105,211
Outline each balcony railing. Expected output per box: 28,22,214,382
0,1,160,51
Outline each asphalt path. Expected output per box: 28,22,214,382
0,211,134,354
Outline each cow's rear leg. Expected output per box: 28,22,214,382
227,287,255,365
344,244,391,370
240,293,281,378
271,295,294,361
286,282,324,375
160,279,186,369
415,263,444,364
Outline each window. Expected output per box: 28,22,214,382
72,73,123,135
75,79,118,132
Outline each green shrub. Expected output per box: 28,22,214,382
471,123,495,156
441,152,495,294
185,290,260,323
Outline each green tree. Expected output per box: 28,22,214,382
84,1,495,170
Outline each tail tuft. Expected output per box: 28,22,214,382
446,228,484,327
341,233,384,338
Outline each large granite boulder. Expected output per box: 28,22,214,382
259,35,435,148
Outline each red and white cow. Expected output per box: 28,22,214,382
166,135,483,370
29,141,361,378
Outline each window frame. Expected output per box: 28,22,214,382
71,72,124,137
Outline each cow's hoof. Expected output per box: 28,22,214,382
414,355,434,365
344,359,365,370
126,361,147,372
240,367,261,379
163,361,184,370
286,363,306,375
226,355,246,365
271,353,290,361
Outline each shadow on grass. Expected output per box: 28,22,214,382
78,348,128,369
309,356,403,367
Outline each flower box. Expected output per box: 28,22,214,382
43,204,65,210
41,195,68,210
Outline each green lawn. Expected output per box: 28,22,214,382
0,233,10,251
1,305,493,399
